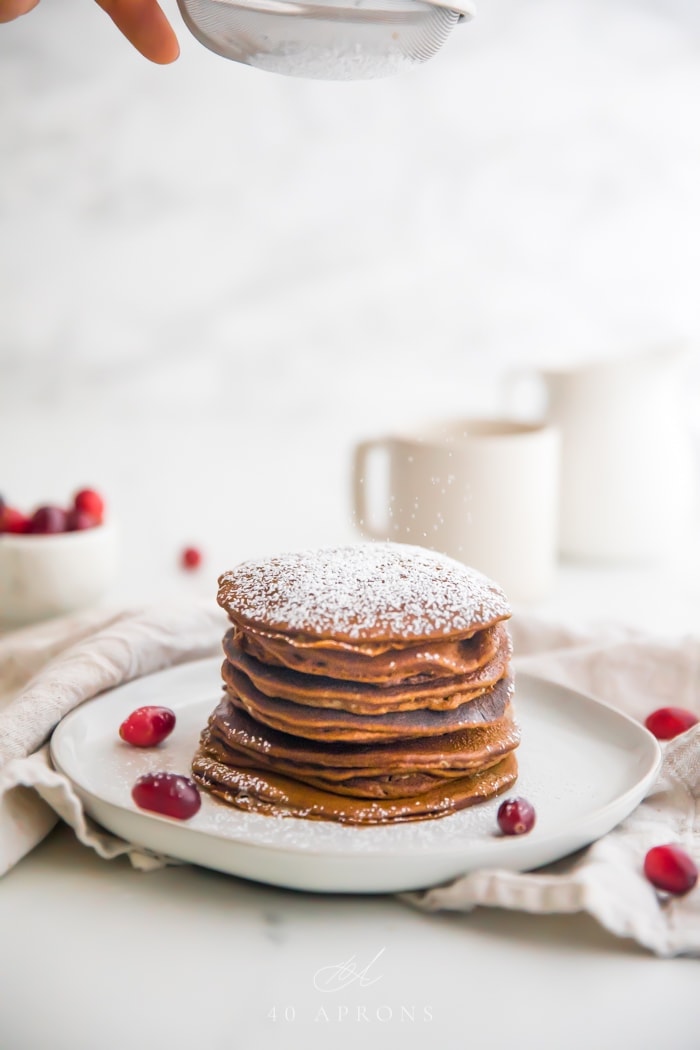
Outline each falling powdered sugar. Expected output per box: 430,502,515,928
217,542,511,642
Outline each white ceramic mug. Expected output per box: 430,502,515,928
353,418,560,604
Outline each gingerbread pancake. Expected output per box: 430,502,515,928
197,728,514,800
230,620,503,684
206,697,519,773
191,749,518,825
217,544,511,646
200,699,520,799
222,627,512,714
194,543,518,824
223,669,515,742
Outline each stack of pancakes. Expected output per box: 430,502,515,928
192,543,518,825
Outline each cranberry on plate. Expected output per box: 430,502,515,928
497,796,536,836
119,706,176,747
132,772,201,820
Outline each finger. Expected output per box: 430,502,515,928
0,0,40,23
94,0,180,64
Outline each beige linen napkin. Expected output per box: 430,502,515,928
405,616,700,958
0,603,224,874
0,606,698,957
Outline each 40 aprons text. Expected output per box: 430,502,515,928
266,1004,434,1023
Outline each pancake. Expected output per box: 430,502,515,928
197,728,512,799
217,543,511,646
224,669,515,742
222,626,512,714
205,696,520,776
232,620,502,684
200,700,520,799
191,749,518,825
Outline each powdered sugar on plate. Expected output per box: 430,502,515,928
217,543,511,642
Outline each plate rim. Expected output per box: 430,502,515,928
49,659,663,861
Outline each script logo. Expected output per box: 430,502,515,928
312,948,386,993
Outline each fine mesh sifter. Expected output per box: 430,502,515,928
176,0,476,80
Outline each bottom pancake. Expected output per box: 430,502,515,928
191,746,518,825
199,731,509,798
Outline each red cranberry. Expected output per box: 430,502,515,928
645,707,699,741
181,546,203,570
119,706,176,747
66,508,101,531
132,772,201,820
30,505,68,534
73,488,105,524
0,506,31,534
644,844,698,896
497,796,536,836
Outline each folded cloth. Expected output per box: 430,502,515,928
0,606,698,956
405,616,700,958
0,603,224,874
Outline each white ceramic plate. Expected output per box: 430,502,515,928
50,658,662,894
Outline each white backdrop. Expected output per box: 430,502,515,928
1,0,699,605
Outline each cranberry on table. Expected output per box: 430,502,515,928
497,796,536,836
181,546,203,570
119,706,176,747
132,772,201,820
30,505,69,534
644,844,698,896
73,488,105,524
645,707,699,741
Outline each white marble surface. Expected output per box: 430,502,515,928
0,824,697,1050
0,824,698,1050
2,2,700,1047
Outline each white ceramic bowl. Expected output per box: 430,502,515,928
0,523,119,629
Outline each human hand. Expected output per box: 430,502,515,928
0,0,180,64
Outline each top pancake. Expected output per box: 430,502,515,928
217,543,511,645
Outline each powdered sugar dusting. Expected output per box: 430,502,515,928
217,543,510,642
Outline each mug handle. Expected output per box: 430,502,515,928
501,366,548,420
352,438,391,539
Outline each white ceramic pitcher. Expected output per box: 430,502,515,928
517,347,697,561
